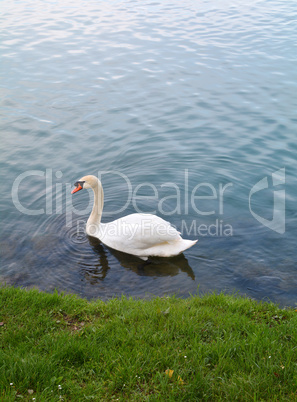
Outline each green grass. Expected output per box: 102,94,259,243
0,286,296,401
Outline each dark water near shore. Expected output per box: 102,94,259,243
1,0,296,306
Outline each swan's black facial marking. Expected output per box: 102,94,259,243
74,180,85,188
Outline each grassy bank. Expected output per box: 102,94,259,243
0,286,296,401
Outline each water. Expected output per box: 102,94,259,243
1,0,296,306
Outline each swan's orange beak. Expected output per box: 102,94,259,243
71,184,83,194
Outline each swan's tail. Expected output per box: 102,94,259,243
175,239,198,254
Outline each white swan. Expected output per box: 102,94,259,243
71,175,197,260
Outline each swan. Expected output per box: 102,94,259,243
71,175,197,260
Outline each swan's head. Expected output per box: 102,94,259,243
71,175,98,194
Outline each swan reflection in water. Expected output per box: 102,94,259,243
80,236,195,284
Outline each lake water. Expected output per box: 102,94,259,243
1,0,296,307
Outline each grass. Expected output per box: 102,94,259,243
0,286,297,401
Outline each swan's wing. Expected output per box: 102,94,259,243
99,213,181,252
128,213,181,247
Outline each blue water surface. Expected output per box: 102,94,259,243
1,0,296,306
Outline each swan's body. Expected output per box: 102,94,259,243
72,175,197,260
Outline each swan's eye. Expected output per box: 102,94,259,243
74,181,85,188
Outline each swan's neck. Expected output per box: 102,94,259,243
86,180,104,236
